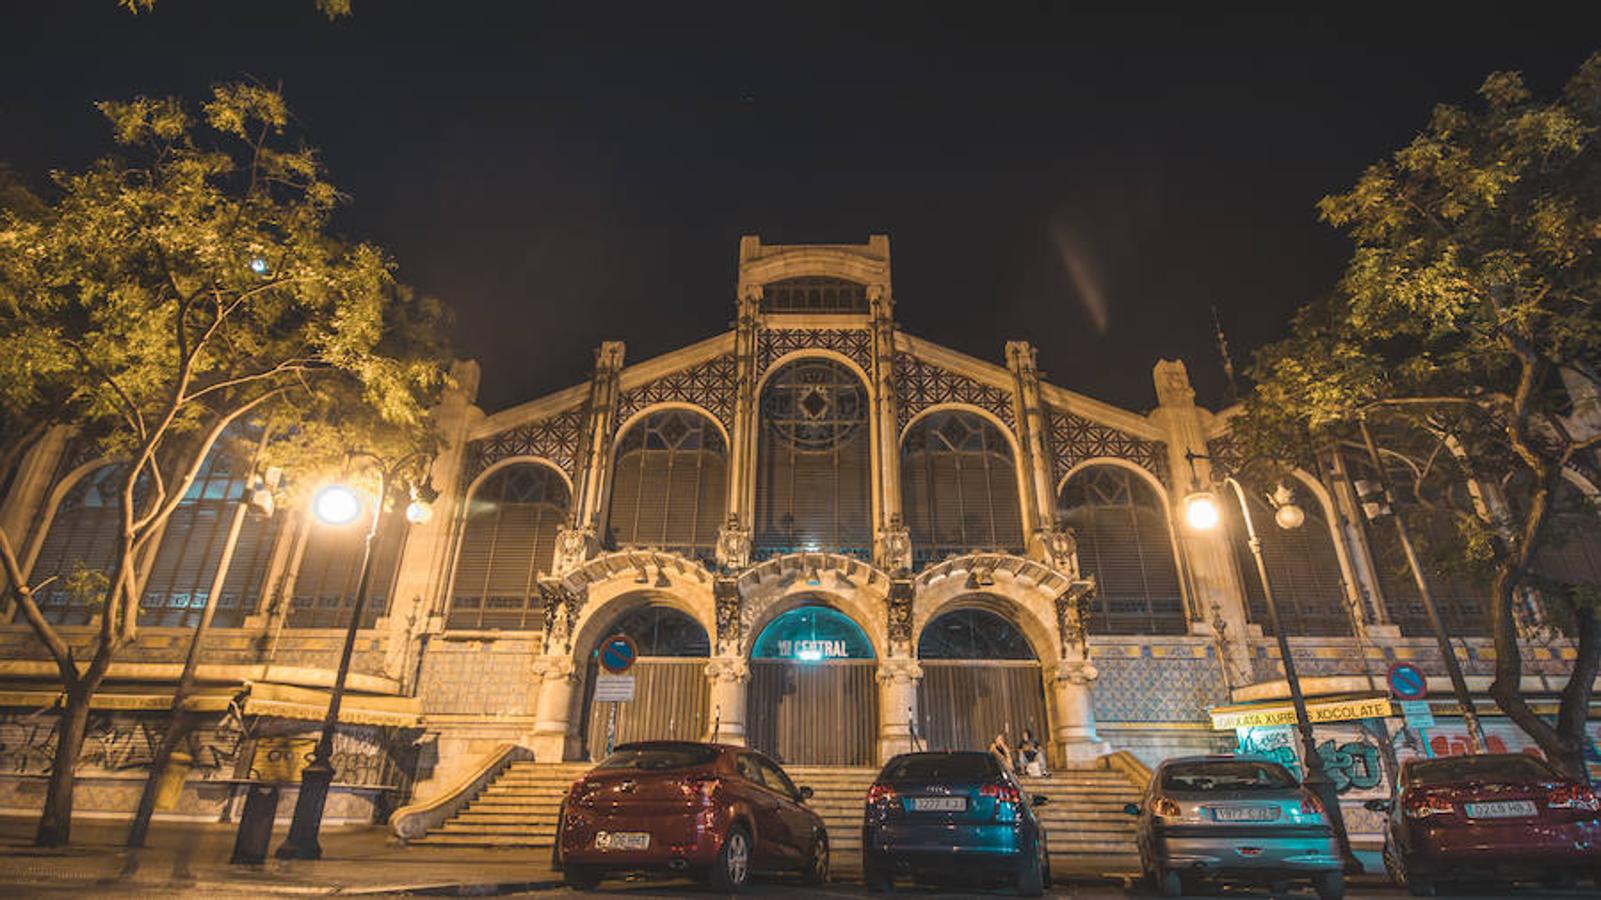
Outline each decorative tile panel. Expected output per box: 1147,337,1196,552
1048,408,1169,485
757,328,873,377
465,407,586,484
615,353,738,433
892,353,1016,431
1090,643,1228,722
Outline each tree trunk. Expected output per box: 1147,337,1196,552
35,684,93,847
1554,605,1601,784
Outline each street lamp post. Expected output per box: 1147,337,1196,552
1183,459,1359,871
274,453,431,861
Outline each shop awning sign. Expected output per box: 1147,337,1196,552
1209,693,1393,731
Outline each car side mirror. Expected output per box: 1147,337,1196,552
1031,794,1049,807
1123,802,1141,816
797,785,814,801
1363,799,1392,812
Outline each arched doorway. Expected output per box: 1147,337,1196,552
916,607,1048,755
578,605,711,760
747,603,878,765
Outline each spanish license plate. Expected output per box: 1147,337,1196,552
1211,805,1280,822
910,796,968,812
595,831,650,851
1464,800,1536,819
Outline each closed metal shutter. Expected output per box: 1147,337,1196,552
903,411,1026,566
447,463,568,630
287,518,406,628
1230,488,1351,636
918,661,1048,756
583,658,710,760
747,659,878,765
1058,465,1187,634
29,465,125,625
605,410,726,563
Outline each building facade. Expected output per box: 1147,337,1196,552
1,235,1598,831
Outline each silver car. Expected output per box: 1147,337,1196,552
1125,755,1344,899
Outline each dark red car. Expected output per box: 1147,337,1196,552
1370,753,1601,895
556,741,829,891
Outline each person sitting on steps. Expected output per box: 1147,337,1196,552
988,732,1015,774
1017,728,1049,778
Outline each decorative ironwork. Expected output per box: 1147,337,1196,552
757,328,872,376
615,353,738,433
465,407,586,483
1047,408,1169,485
892,353,1016,431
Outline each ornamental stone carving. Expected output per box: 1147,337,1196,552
1054,583,1094,656
715,514,752,572
713,576,743,656
1031,524,1079,577
1053,658,1100,686
876,657,924,686
538,582,586,653
704,656,750,684
876,513,912,576
552,521,598,577
886,578,915,656
530,654,577,685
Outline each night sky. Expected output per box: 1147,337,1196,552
3,3,1597,415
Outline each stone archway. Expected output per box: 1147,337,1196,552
915,601,1051,760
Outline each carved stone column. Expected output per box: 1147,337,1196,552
1006,340,1053,539
869,285,903,543
1050,658,1110,765
528,654,577,762
571,342,626,538
728,286,761,524
705,657,750,745
876,657,924,764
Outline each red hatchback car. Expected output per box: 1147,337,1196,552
1371,753,1601,895
556,741,829,891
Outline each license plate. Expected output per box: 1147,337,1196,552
595,831,650,850
910,796,968,812
1211,805,1280,822
1464,800,1536,819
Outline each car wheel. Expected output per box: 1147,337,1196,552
1313,871,1344,900
1157,868,1184,898
1381,839,1404,888
802,833,829,885
1015,838,1046,897
863,852,894,893
708,824,752,892
562,864,601,890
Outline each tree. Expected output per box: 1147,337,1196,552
0,84,449,845
1235,52,1601,779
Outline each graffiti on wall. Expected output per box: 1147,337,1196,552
1235,722,1386,797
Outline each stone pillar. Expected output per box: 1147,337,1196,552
869,284,903,551
529,655,577,762
728,284,761,525
1326,448,1395,635
382,360,482,678
705,657,750,745
1148,359,1252,684
570,342,626,537
877,657,923,763
1006,341,1053,539
1050,658,1110,765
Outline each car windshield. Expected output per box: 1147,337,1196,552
880,753,999,781
596,744,719,771
1161,760,1296,792
1407,755,1558,786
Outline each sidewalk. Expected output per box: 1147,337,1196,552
0,817,563,895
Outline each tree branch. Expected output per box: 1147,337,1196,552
0,528,77,688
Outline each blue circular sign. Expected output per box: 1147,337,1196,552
600,634,638,674
1387,662,1428,700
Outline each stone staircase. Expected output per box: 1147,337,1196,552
410,759,1143,872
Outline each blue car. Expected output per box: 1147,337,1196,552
862,751,1050,895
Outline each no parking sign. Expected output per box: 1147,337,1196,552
1386,662,1428,701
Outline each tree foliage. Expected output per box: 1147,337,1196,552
1236,52,1601,778
0,83,449,844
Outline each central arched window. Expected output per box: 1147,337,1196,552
902,411,1025,566
1229,484,1351,636
917,608,1035,659
752,605,875,660
447,462,570,630
1058,465,1187,634
754,359,872,559
605,409,726,561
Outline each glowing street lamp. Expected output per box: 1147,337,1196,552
1184,491,1222,531
313,484,363,526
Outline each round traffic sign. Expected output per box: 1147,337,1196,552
1387,662,1428,701
600,634,638,674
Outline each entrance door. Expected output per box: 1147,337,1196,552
579,605,710,760
916,608,1048,755
746,604,878,766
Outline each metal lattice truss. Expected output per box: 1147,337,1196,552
615,353,739,434
465,407,586,483
892,352,1016,431
757,328,873,376
1048,408,1169,485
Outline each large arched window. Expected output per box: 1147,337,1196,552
598,606,711,657
917,608,1035,659
1058,465,1187,634
287,517,407,629
447,463,569,630
754,359,872,559
751,605,875,660
139,444,282,627
1227,484,1351,636
29,465,125,625
605,409,726,562
901,411,1025,567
